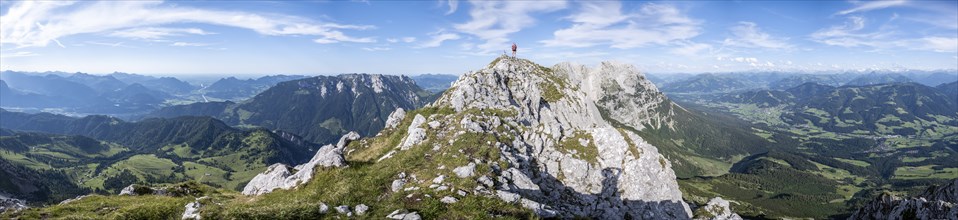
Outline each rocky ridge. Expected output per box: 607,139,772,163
849,178,957,220
373,55,691,218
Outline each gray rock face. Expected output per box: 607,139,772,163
242,132,361,195
453,162,476,178
408,56,693,218
119,185,137,195
385,108,407,130
181,197,206,220
355,204,369,215
399,114,427,150
440,196,459,204
319,202,329,213
849,178,958,220
0,195,27,212
693,197,742,220
334,205,351,215
387,209,421,220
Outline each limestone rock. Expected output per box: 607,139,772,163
425,55,692,218
319,202,329,214
693,197,742,220
391,179,406,192
453,162,476,178
387,209,421,220
181,197,206,220
242,132,361,195
119,185,136,195
335,205,351,214
399,114,427,150
385,108,406,129
849,178,958,220
355,204,369,215
0,196,27,212
440,196,458,204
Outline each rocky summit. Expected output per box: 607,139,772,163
375,55,691,218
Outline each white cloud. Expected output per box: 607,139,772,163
362,47,391,51
85,41,132,48
110,27,212,40
445,0,459,15
541,2,701,49
171,42,209,47
455,0,567,53
417,30,460,48
722,21,792,50
386,37,416,43
836,0,907,15
669,42,712,57
912,37,958,52
0,1,376,48
0,51,38,58
811,16,956,52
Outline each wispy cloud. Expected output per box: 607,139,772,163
362,47,391,51
811,16,957,53
455,0,567,53
110,27,212,40
417,30,460,48
0,1,376,48
836,0,907,15
0,51,38,58
171,42,209,47
444,0,459,15
723,21,792,50
670,42,712,57
85,41,134,48
541,2,701,49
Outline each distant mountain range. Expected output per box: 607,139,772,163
654,71,957,94
408,74,458,92
1,71,457,118
143,74,433,144
199,75,309,100
0,71,191,114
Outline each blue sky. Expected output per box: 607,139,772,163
0,0,956,75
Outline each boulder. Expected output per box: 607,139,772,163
242,132,361,195
693,197,742,220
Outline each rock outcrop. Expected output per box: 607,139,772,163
181,197,206,220
118,183,205,197
242,132,361,195
849,178,958,220
384,108,407,130
382,56,691,218
0,195,26,212
693,197,742,220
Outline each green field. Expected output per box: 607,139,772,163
893,165,958,180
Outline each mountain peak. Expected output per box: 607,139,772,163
416,56,690,218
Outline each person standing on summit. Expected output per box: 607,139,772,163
511,43,517,58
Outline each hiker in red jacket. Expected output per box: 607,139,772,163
511,43,517,58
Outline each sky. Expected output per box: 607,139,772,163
0,0,956,76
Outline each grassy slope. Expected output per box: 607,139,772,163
4,107,537,219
